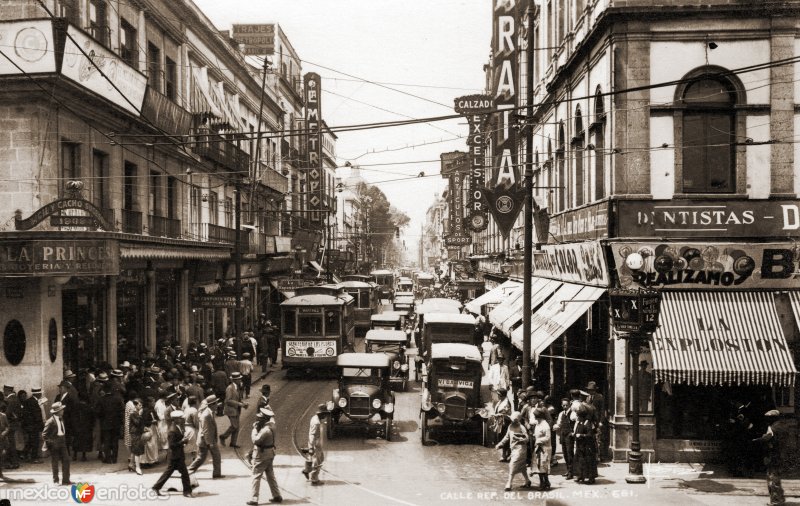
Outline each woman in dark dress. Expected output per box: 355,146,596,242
128,399,145,475
573,407,597,484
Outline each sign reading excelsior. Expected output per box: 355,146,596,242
0,240,119,276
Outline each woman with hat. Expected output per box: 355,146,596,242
491,387,512,462
573,404,597,484
531,407,552,490
495,412,531,491
128,399,146,475
141,397,160,466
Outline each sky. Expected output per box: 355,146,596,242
193,0,492,260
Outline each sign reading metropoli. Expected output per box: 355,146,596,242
304,72,323,222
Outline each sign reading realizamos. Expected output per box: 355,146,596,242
617,199,800,238
0,240,119,276
613,242,800,290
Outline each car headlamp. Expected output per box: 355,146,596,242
400,364,408,372
436,403,446,414
372,398,382,409
393,360,400,369
338,397,347,408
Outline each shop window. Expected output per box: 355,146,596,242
282,311,296,335
3,320,26,366
48,318,57,363
680,76,737,193
298,315,323,336
88,0,109,47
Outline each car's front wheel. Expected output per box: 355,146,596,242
384,418,392,441
326,413,337,440
420,413,431,446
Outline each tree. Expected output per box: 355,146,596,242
358,182,410,267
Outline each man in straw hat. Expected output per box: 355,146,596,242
188,394,222,478
304,404,329,485
247,407,281,505
152,410,192,498
219,372,247,448
41,401,71,485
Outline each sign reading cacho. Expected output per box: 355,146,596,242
0,240,119,276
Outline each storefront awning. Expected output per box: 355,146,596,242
650,291,797,388
511,283,605,360
498,278,562,336
465,280,520,314
120,245,230,261
488,285,524,328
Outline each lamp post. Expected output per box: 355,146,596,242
608,287,662,484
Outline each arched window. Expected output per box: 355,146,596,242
681,76,737,193
593,88,606,200
557,123,566,212
574,106,584,207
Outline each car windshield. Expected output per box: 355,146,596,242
367,342,401,354
341,367,383,383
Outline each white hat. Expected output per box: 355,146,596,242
170,410,185,419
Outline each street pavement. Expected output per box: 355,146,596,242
0,335,798,505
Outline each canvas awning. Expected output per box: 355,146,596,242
488,284,524,328
510,283,605,359
464,280,521,314
649,291,797,387
498,278,562,336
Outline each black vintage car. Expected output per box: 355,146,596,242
365,329,409,391
327,352,395,440
420,343,490,446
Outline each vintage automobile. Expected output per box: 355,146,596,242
420,312,478,363
365,329,409,391
392,291,415,314
327,352,395,440
370,313,403,331
397,276,414,292
420,342,490,445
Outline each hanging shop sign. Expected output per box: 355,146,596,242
612,242,800,290
491,0,522,189
231,24,276,55
0,20,57,76
444,235,472,247
304,72,323,223
609,288,662,335
483,184,526,239
61,25,147,116
533,241,610,287
440,151,469,177
616,199,800,238
0,239,119,276
15,195,114,231
192,293,237,308
549,201,609,243
453,96,493,232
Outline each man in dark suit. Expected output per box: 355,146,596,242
21,389,44,464
55,373,79,452
42,402,71,485
585,381,606,460
0,402,10,478
219,373,247,448
152,410,192,498
188,395,222,478
97,384,124,464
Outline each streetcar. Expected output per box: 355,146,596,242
370,269,396,300
280,285,355,371
413,272,435,297
397,276,413,292
337,280,379,337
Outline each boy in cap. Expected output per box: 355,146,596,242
152,410,192,498
304,404,328,485
42,402,71,485
248,407,281,504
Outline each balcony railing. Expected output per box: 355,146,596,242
122,209,142,234
259,162,289,193
191,129,250,173
148,214,181,238
207,223,236,243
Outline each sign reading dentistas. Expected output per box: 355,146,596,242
304,72,323,223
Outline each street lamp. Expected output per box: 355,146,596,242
609,288,663,484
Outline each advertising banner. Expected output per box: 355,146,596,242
454,96,493,232
533,241,610,287
491,0,522,189
231,24,276,55
0,239,119,276
304,72,322,222
611,242,800,290
549,201,609,243
483,184,526,239
0,20,57,76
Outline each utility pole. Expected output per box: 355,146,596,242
521,2,537,390
234,185,242,358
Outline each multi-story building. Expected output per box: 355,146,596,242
0,0,296,396
422,193,447,273
468,0,800,462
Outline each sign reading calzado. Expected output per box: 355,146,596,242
0,240,119,276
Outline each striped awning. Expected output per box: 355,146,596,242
498,278,562,335
790,292,800,332
465,280,520,314
511,283,605,360
120,245,230,261
650,291,797,388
